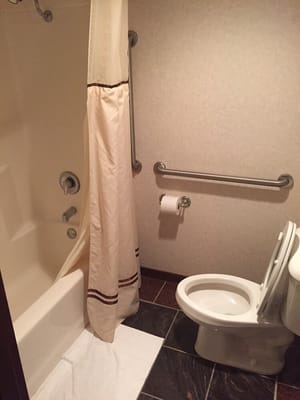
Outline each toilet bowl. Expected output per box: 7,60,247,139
176,221,300,375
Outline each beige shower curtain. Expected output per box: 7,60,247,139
57,0,140,342
86,0,140,342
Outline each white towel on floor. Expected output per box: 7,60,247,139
32,325,163,400
31,360,73,400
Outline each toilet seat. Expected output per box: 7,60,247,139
176,221,297,329
257,221,296,321
176,274,261,328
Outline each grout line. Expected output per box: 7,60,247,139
261,374,277,383
276,381,300,391
164,310,179,341
204,363,216,400
140,299,179,312
273,378,278,400
140,392,164,400
162,344,200,358
153,281,167,303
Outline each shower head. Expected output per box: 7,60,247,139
33,0,53,22
7,0,53,22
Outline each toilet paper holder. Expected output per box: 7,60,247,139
159,194,191,209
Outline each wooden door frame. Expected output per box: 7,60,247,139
0,271,29,400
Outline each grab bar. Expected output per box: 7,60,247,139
128,31,142,173
154,162,294,189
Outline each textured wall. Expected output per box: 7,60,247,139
129,0,300,282
0,7,32,241
0,0,90,227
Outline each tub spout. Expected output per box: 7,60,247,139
62,206,77,223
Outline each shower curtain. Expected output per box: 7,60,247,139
86,0,140,342
58,0,140,342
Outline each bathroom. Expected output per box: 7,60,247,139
0,0,300,399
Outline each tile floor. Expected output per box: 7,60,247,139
123,271,300,400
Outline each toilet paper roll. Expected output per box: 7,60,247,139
160,195,181,216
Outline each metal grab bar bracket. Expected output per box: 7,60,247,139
154,162,294,189
129,30,138,47
278,174,294,189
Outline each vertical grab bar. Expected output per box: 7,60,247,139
128,31,142,172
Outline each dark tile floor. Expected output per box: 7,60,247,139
123,273,300,400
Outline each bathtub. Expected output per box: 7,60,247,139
2,221,87,397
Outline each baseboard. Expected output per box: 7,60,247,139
140,266,186,283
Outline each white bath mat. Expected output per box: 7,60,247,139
32,325,163,400
31,360,73,400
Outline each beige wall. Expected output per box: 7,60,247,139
129,0,300,282
0,0,90,285
0,0,90,233
0,9,32,240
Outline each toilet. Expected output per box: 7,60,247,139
176,221,300,375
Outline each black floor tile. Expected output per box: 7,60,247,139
277,383,300,400
138,393,161,400
292,336,300,348
143,346,213,400
165,311,198,355
207,365,275,400
278,345,300,388
140,276,165,302
122,301,177,338
155,281,179,309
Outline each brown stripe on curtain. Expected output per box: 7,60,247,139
118,272,138,283
87,80,129,89
118,276,139,288
87,294,119,305
87,288,118,299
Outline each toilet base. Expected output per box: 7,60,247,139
194,323,294,375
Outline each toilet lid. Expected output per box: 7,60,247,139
257,221,296,321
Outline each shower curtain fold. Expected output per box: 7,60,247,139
56,117,90,281
86,0,140,342
56,0,139,342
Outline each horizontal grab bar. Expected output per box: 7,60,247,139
154,162,294,189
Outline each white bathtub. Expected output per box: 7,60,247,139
2,221,87,397
15,269,86,397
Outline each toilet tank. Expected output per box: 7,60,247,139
281,231,300,336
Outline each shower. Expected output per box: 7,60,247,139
0,0,91,393
8,0,53,22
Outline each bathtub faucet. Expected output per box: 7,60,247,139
62,206,77,223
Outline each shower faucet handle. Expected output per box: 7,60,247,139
59,171,80,195
62,207,77,223
63,177,74,195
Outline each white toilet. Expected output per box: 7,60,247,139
176,221,300,375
